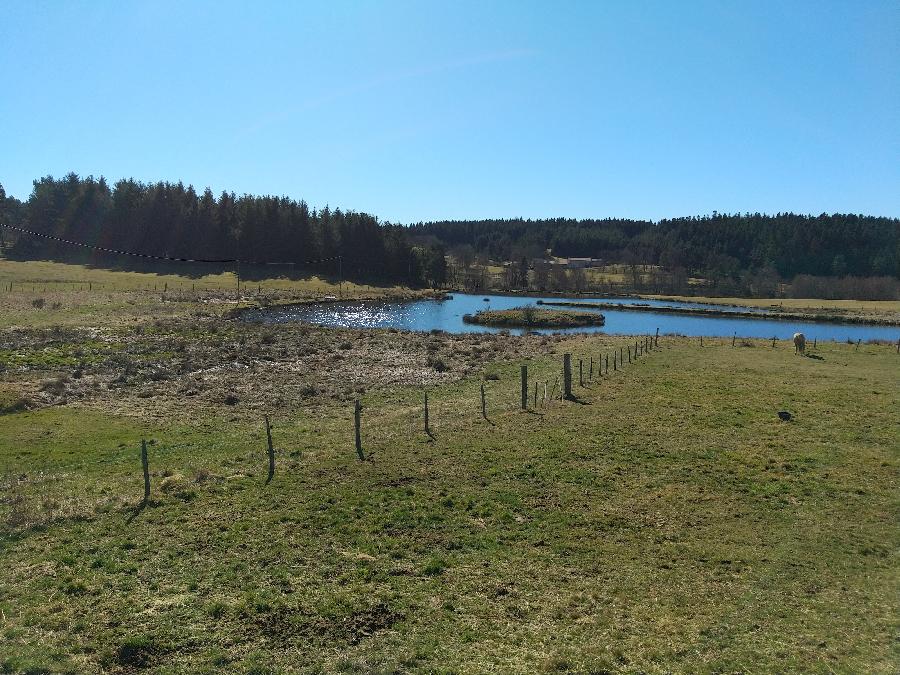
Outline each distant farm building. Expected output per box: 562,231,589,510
557,257,603,269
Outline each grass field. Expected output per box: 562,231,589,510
0,257,429,328
1,312,898,672
643,294,900,323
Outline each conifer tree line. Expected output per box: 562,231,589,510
411,213,900,280
2,174,898,296
0,174,448,286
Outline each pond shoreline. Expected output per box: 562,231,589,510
536,299,900,326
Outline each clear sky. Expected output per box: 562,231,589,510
1,1,898,222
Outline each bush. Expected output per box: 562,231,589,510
299,383,319,397
423,556,447,576
31,298,45,309
39,376,69,396
0,396,32,415
427,356,448,372
521,305,536,325
115,635,163,668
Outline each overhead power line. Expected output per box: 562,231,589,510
0,223,343,268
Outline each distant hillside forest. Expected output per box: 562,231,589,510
2,175,899,298
0,175,447,286
409,215,900,299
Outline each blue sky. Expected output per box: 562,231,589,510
1,1,898,222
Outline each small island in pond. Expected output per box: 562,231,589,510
463,306,605,328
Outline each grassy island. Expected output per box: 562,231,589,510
463,306,605,328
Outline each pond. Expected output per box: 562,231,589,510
242,293,900,342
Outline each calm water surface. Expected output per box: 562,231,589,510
243,293,899,342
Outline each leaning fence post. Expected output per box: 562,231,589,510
521,365,528,410
480,383,487,420
563,354,572,399
264,415,275,483
140,439,150,503
354,400,364,460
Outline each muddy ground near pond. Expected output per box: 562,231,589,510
0,317,568,422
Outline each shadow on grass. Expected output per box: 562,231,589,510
125,498,158,524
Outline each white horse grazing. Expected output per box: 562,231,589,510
793,332,806,355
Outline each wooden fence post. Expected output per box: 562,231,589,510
732,332,736,347
589,356,593,381
655,327,659,346
620,347,624,365
772,335,776,348
700,335,703,347
579,359,583,386
354,400,364,460
424,391,430,436
813,337,817,349
856,338,860,351
563,354,572,399
613,351,617,371
480,383,487,420
141,439,150,503
521,365,528,410
605,353,609,375
264,415,275,483
627,346,632,364
533,381,538,408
